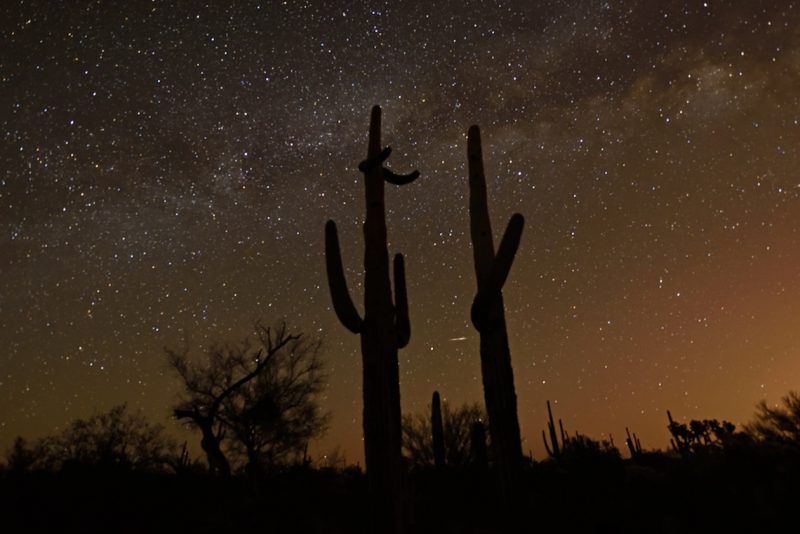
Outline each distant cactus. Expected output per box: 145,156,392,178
542,400,565,458
625,427,642,458
667,410,685,456
466,125,525,492
541,401,619,459
431,391,446,470
325,106,419,534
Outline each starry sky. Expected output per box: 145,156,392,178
3,0,800,463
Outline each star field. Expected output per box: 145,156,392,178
2,1,800,462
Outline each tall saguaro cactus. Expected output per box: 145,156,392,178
325,106,419,534
467,125,525,497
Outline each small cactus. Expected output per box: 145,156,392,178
542,400,563,458
625,427,642,458
431,391,446,470
667,409,690,457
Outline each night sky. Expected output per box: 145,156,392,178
3,1,800,463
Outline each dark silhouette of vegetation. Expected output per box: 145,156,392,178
5,404,179,473
667,410,739,456
466,125,525,508
745,391,800,446
625,426,643,458
167,321,328,476
470,420,489,471
6,437,37,472
5,393,800,532
324,105,419,533
402,400,486,470
541,400,619,462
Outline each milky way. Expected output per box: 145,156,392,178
3,1,800,461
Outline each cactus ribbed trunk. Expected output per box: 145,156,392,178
325,106,419,534
466,125,524,504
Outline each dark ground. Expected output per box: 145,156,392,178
3,446,798,533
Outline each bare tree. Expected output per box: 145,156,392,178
167,321,329,475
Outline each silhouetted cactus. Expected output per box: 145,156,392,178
625,427,642,458
466,125,525,497
431,391,446,470
325,106,419,534
542,399,564,458
667,410,697,457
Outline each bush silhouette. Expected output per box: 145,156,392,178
402,400,486,470
745,391,800,447
5,404,178,473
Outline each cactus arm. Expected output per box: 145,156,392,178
361,107,419,186
467,125,496,282
471,213,524,332
358,141,419,186
486,213,525,292
548,420,560,457
625,438,634,457
358,146,392,172
383,169,420,186
542,430,553,457
324,220,363,334
546,400,561,457
359,137,419,185
393,254,410,348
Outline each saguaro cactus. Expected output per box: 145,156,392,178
467,125,524,495
431,391,446,470
542,400,565,458
325,106,419,534
625,427,643,458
